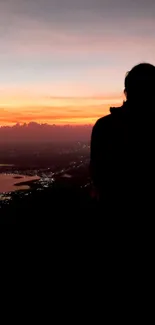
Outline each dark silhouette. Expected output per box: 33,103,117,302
90,63,155,215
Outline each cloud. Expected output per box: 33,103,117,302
0,97,120,125
0,13,155,59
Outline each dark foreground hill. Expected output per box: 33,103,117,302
0,182,95,224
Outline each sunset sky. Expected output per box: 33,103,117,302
0,0,155,125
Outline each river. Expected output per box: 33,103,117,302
0,174,40,194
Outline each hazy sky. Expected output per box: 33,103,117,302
0,0,155,125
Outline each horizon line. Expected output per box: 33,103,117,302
0,121,94,128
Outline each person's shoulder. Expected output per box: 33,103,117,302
91,115,112,142
93,110,118,134
93,114,112,130
92,105,125,136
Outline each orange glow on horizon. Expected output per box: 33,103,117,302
0,92,123,126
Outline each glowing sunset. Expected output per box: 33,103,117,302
0,0,155,125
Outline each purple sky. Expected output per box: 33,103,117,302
0,0,155,125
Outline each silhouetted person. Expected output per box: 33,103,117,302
90,63,155,215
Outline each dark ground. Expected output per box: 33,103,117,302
0,181,96,224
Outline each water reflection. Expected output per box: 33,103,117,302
0,174,40,194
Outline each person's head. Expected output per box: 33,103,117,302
124,63,155,106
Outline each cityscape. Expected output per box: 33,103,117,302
0,140,92,222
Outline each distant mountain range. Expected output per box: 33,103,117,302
0,122,92,143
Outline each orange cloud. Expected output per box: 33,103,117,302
0,102,122,126
0,89,124,126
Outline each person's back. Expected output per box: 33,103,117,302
90,63,155,215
